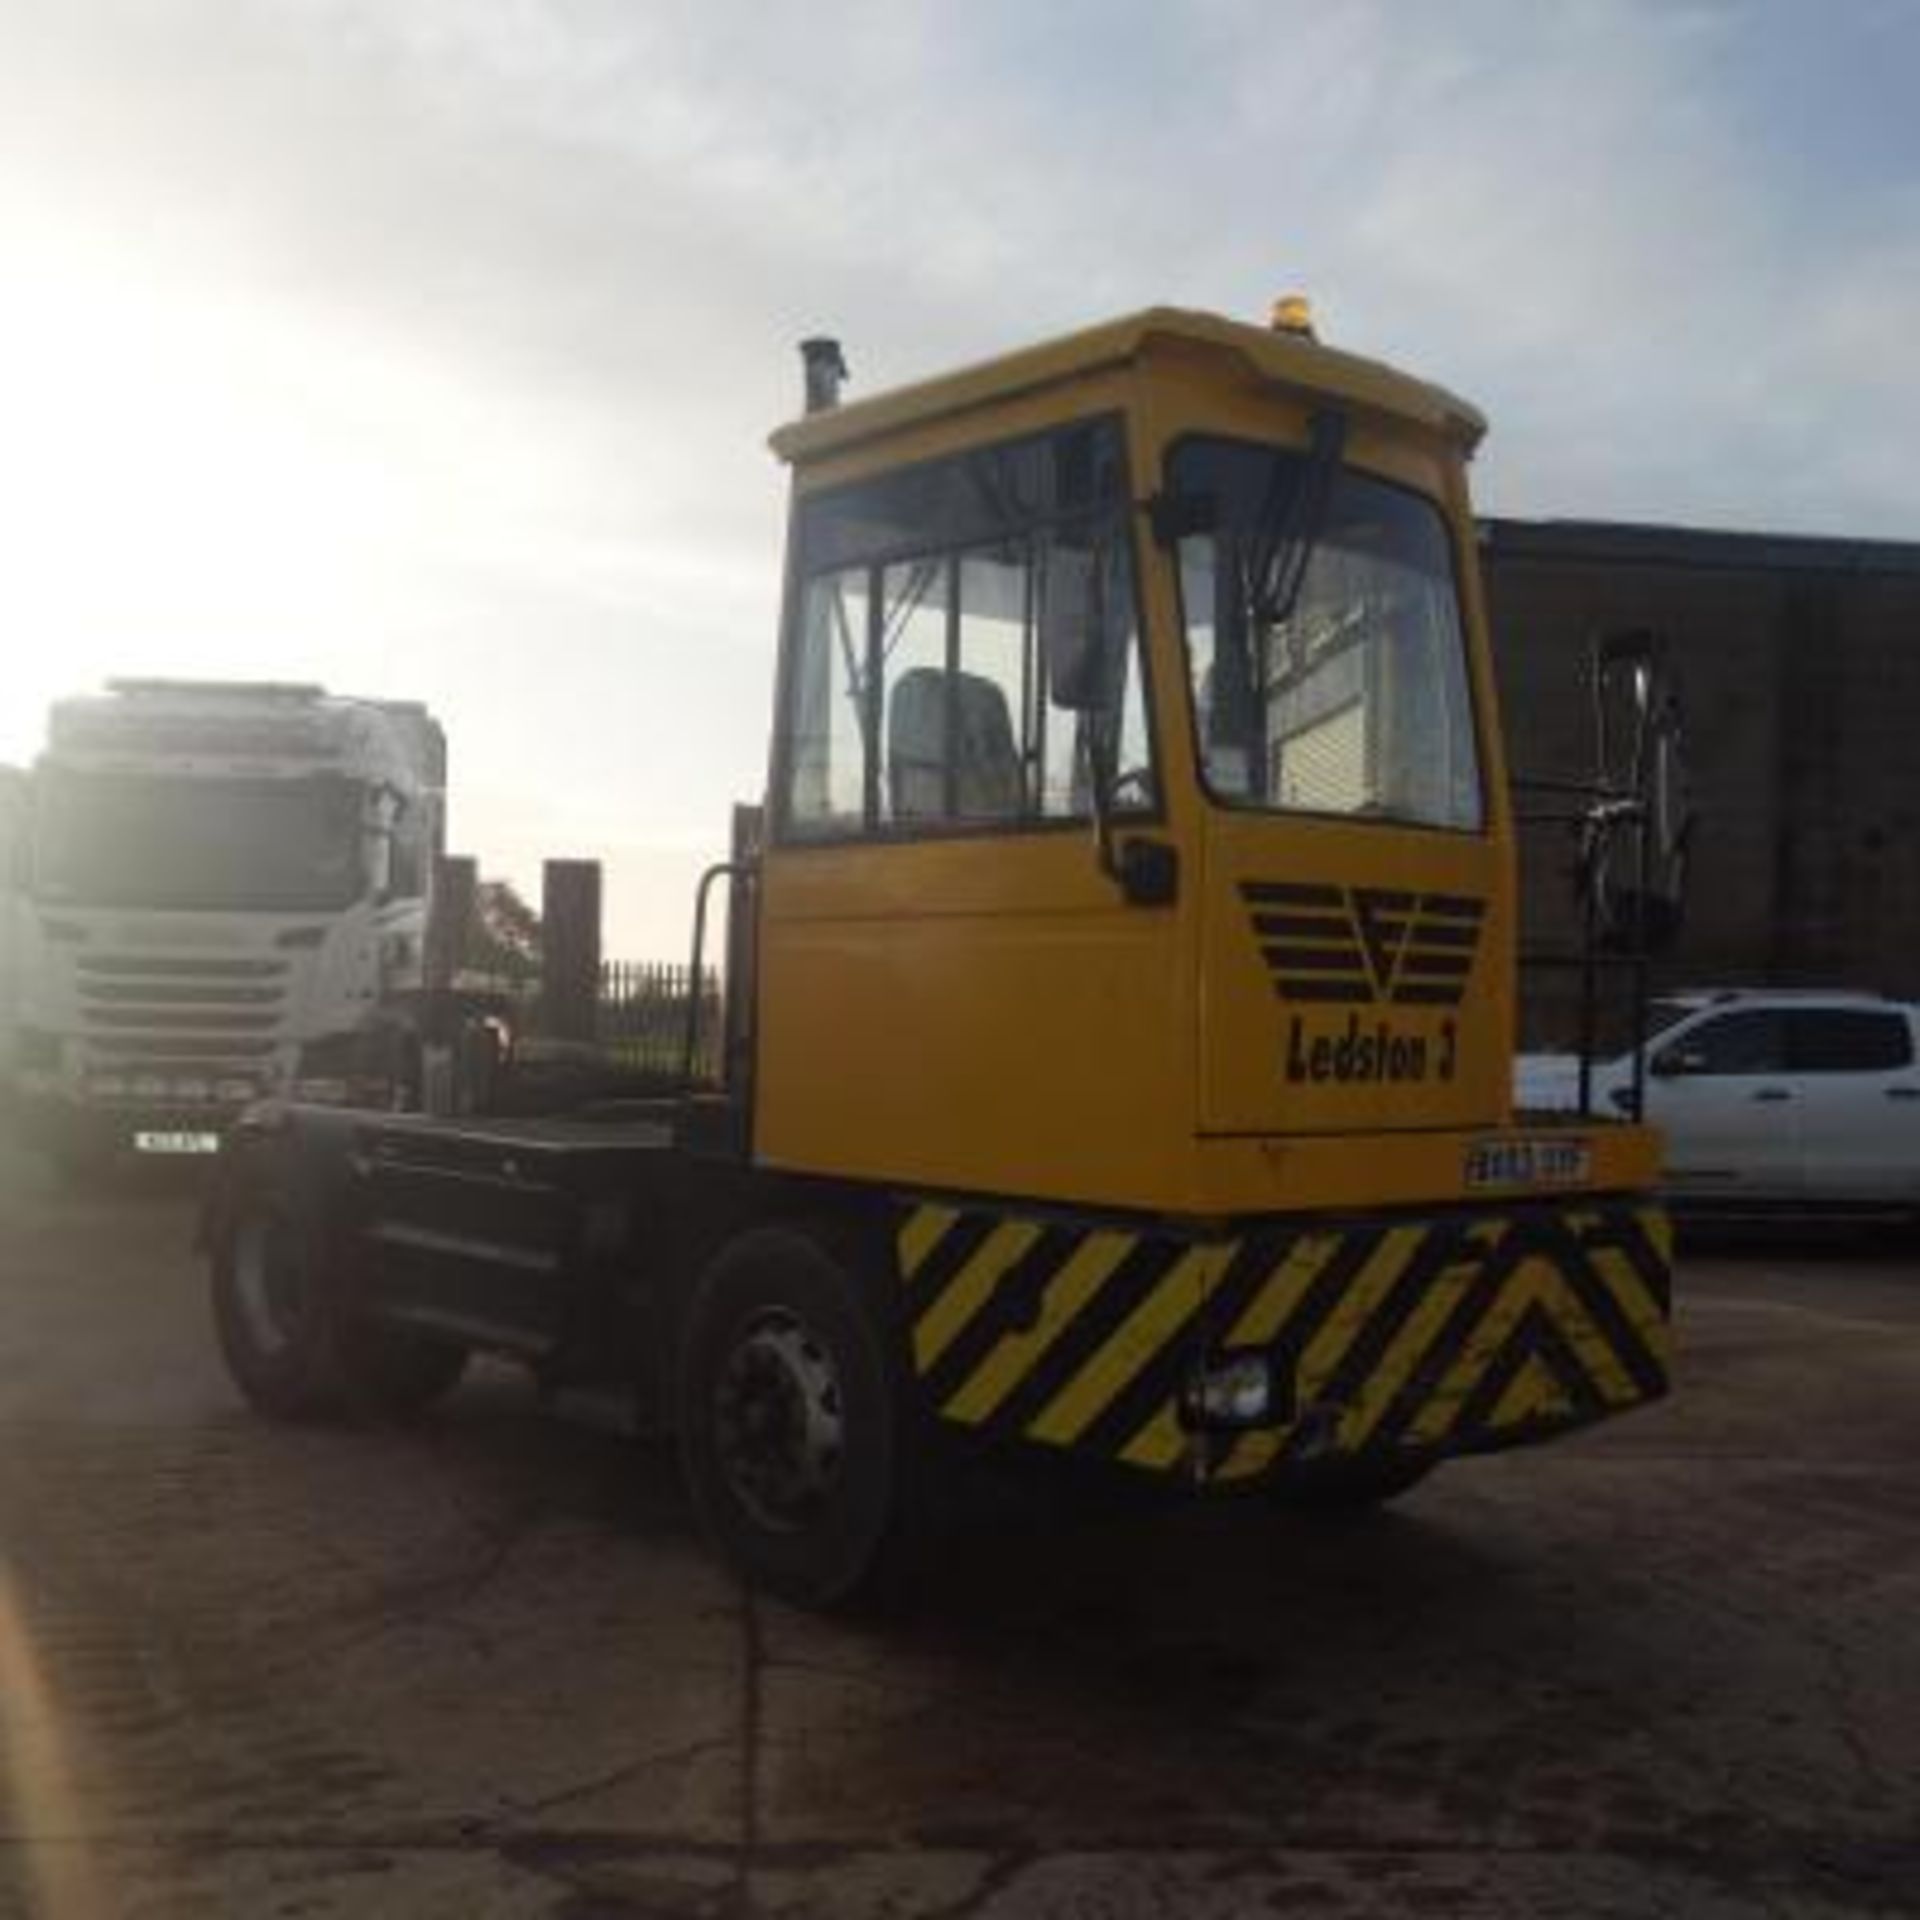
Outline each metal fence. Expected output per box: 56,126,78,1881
597,960,723,1082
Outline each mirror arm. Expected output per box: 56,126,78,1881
1077,731,1178,908
1081,728,1120,886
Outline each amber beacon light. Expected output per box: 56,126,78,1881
1269,293,1317,338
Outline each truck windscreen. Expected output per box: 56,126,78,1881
1171,437,1484,833
32,772,365,912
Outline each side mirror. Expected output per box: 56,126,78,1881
1649,1047,1699,1079
366,826,396,901
1591,626,1691,957
1114,835,1178,908
365,784,406,901
1040,539,1115,712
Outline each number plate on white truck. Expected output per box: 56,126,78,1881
133,1131,222,1156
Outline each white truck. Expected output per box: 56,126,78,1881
11,681,446,1175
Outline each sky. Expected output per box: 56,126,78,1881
0,0,1915,954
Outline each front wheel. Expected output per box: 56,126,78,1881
677,1226,909,1610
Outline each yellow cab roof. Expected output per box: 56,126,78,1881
769,305,1487,467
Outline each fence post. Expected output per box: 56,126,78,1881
542,858,602,1044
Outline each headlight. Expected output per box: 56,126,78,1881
1184,1351,1276,1429
89,1073,130,1099
216,1077,258,1104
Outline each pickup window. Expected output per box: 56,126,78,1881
1664,1010,1786,1075
1787,1009,1914,1073
1660,1006,1914,1077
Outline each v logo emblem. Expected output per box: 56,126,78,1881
1351,889,1416,996
1241,879,1485,1009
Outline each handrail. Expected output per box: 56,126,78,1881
681,860,752,1091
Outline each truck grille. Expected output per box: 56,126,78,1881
75,954,291,1064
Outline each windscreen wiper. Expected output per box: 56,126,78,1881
1248,407,1347,631
1208,409,1347,787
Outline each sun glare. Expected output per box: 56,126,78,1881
0,209,370,755
0,1556,109,1917
0,196,576,769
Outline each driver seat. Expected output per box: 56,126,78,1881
887,668,1023,822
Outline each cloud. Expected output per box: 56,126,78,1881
1,0,1914,950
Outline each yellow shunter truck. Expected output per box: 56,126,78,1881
207,306,1675,1607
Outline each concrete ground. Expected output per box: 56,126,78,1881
0,1137,1916,1919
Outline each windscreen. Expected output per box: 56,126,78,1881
32,771,365,912
1172,438,1483,832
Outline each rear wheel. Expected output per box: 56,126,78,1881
678,1226,910,1610
212,1192,466,1421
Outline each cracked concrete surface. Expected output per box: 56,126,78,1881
0,1140,1917,1917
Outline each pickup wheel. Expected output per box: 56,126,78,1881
212,1192,466,1421
678,1227,908,1611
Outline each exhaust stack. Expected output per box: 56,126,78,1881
800,337,849,413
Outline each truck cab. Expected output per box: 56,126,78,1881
755,308,1656,1215
13,681,445,1173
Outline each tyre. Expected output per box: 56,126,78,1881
677,1225,910,1610
1267,1453,1436,1514
211,1190,467,1422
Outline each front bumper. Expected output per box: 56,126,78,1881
12,1089,243,1161
893,1195,1671,1485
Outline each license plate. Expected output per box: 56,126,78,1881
1465,1137,1591,1190
133,1130,222,1156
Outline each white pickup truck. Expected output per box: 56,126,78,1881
1518,988,1920,1211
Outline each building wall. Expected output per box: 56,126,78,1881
1478,521,1920,1046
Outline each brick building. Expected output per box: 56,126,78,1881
1479,519,1920,1045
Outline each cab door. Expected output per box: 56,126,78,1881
1645,1007,1801,1199
754,410,1195,1212
1165,434,1509,1139
1785,1005,1920,1203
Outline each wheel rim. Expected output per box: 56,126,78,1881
713,1308,847,1533
231,1215,309,1359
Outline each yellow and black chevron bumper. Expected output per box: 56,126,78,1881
894,1198,1671,1484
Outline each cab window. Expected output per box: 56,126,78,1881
1170,438,1482,831
778,417,1154,841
